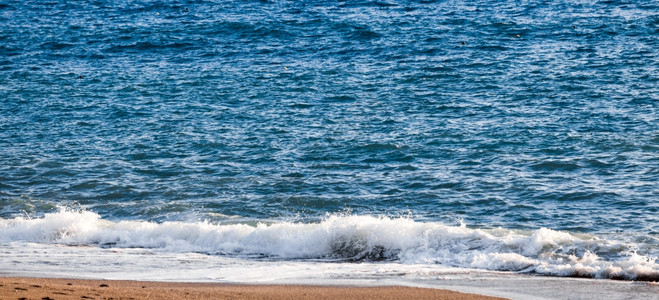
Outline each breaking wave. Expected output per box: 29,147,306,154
1,208,657,281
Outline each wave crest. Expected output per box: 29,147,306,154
1,208,657,280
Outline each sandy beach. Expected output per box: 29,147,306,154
0,277,506,300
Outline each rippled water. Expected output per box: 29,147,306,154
1,0,657,284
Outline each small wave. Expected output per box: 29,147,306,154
529,160,582,172
351,143,406,152
0,208,657,281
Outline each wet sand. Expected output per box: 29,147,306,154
0,277,506,299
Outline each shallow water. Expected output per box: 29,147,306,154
1,0,657,284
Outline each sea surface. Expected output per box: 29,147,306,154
1,0,658,297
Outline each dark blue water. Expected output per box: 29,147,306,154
0,0,657,281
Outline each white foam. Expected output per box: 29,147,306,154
1,207,657,280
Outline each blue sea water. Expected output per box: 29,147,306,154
0,0,658,291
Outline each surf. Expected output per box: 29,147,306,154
1,207,656,281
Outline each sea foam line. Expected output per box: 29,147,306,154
0,207,657,280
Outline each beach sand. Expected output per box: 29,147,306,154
0,277,506,300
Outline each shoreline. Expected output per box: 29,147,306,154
0,277,506,300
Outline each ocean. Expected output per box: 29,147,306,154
1,0,657,298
